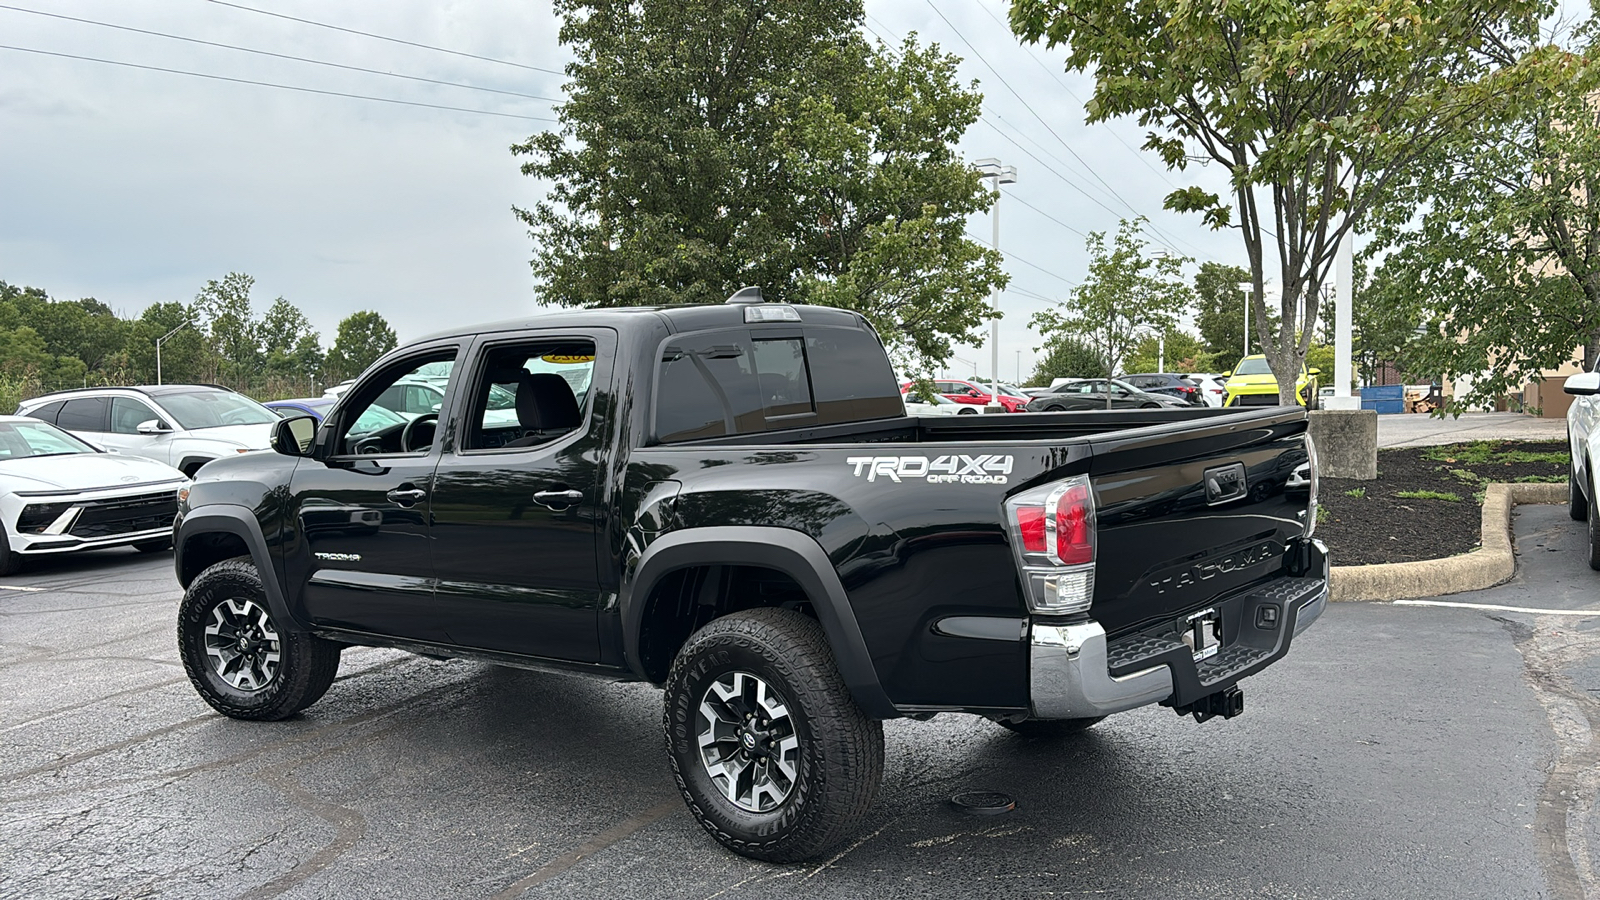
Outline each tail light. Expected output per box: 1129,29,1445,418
1004,474,1096,615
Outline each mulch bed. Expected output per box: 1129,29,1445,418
1317,440,1569,566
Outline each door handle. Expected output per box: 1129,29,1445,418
386,487,427,505
533,488,583,508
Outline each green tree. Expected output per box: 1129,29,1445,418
1030,219,1191,392
1029,334,1108,385
1193,262,1256,371
515,0,1005,371
126,302,207,385
1124,328,1206,375
193,273,262,380
1368,41,1598,411
1011,0,1554,404
324,311,396,382
259,298,324,380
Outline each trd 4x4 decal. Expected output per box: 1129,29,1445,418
846,454,1013,484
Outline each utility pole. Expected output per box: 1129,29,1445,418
975,158,1017,411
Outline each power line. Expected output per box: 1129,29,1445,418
0,44,558,122
0,4,563,103
966,230,1079,287
966,0,1178,190
205,0,564,76
921,1,1202,257
1005,190,1089,239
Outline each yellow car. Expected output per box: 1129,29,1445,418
1223,355,1320,408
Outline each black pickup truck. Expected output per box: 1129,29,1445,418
173,290,1327,862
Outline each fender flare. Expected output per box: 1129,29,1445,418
175,506,289,622
622,526,897,719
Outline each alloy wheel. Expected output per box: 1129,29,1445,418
697,670,800,813
203,598,282,691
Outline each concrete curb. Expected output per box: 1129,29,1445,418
1329,482,1568,602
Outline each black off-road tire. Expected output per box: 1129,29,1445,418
1569,451,1588,522
0,523,22,576
133,538,173,553
664,608,884,863
997,716,1105,737
178,557,340,720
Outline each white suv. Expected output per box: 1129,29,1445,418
17,386,279,477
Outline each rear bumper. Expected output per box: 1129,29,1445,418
1029,539,1328,719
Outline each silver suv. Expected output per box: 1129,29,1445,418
17,386,279,477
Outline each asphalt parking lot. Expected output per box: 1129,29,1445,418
3,508,1597,899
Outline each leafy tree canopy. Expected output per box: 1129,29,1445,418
516,0,1006,371
1367,30,1599,411
325,311,398,382
1011,0,1557,403
1029,333,1107,385
1030,218,1192,379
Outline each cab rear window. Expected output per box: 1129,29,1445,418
654,325,901,443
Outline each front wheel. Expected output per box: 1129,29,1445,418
0,523,21,576
1140,402,1159,409
1588,471,1600,571
664,608,884,863
957,408,978,415
178,557,341,720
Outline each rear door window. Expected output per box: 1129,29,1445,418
57,397,108,432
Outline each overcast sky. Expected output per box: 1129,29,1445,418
0,1,1338,380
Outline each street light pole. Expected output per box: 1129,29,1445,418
155,321,190,385
975,157,1017,411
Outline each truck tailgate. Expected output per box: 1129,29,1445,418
1085,409,1312,638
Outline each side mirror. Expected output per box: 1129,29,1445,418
1307,367,1322,376
135,419,171,435
270,415,319,457
1565,372,1600,396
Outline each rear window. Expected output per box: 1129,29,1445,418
25,400,65,424
654,325,901,443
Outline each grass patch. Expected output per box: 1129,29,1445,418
1422,440,1568,466
1343,487,1366,498
1511,474,1567,483
1317,506,1330,524
1395,489,1463,502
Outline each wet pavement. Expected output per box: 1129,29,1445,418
2,511,1596,899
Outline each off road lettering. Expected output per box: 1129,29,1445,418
846,454,1013,484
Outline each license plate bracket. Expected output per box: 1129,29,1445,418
1180,608,1221,662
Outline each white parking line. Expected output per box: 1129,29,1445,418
0,585,46,592
1394,599,1600,617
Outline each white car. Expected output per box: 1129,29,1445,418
903,392,978,416
1188,373,1229,408
17,386,279,477
0,416,188,575
1565,371,1600,564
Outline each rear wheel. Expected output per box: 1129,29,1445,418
1570,449,1588,521
957,408,978,415
997,717,1105,737
1140,402,1159,409
664,608,884,863
178,557,340,720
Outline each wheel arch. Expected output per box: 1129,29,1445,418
622,526,896,719
176,506,289,621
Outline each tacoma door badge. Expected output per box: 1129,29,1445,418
1203,462,1247,505
315,552,362,562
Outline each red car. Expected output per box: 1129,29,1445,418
902,379,1029,413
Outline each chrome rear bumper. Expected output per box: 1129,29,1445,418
1029,545,1329,720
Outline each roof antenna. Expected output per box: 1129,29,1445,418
724,286,763,304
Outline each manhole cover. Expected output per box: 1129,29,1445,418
949,790,1015,816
